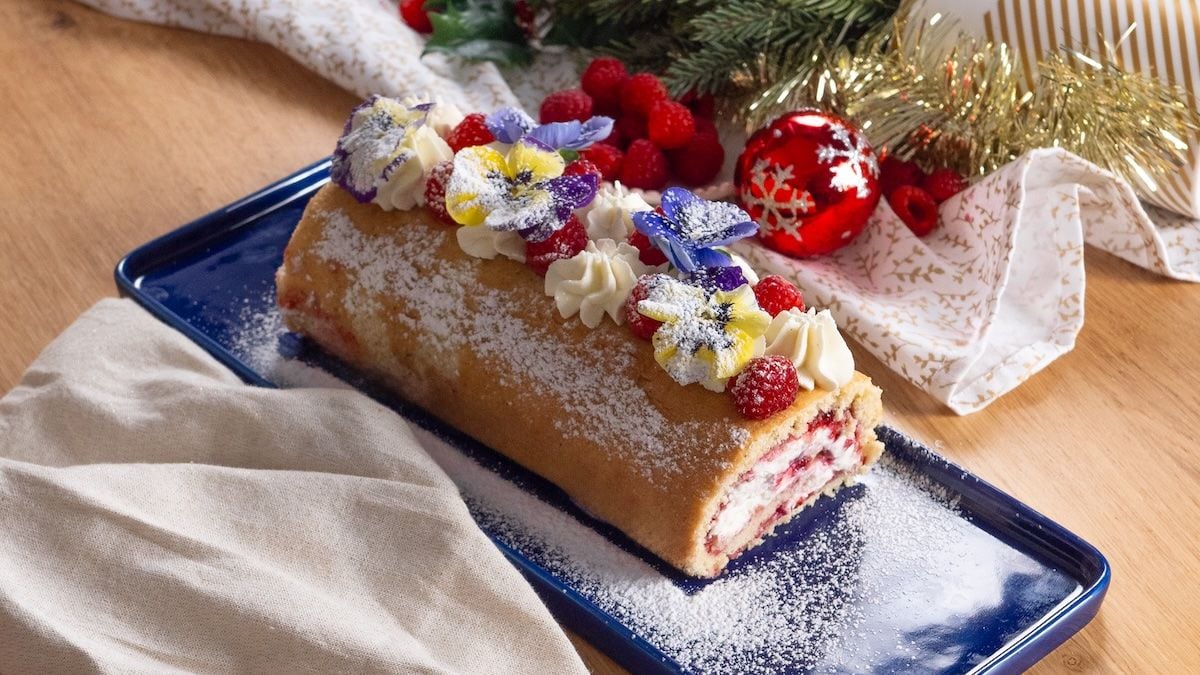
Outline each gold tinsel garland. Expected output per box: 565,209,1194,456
743,9,1200,196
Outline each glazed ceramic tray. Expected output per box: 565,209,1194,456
115,160,1109,674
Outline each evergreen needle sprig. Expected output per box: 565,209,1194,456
544,0,899,98
792,10,1200,194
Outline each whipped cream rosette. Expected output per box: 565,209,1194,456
578,181,652,241
401,94,465,137
455,227,526,262
764,308,855,391
544,239,649,328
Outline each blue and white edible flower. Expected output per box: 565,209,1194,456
485,106,614,151
630,188,760,274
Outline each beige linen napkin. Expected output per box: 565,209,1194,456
0,298,586,674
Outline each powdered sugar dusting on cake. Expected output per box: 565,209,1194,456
306,208,748,481
415,424,1025,673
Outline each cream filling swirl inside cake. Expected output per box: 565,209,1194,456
706,411,862,556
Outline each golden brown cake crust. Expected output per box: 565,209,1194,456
276,184,884,576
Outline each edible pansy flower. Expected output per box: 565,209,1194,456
445,140,599,242
686,265,748,293
485,106,614,151
637,275,771,392
331,96,436,203
631,188,759,273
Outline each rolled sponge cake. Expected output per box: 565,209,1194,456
276,184,884,577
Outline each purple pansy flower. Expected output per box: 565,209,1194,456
331,96,432,203
631,188,759,273
686,265,749,293
484,106,613,151
514,172,600,242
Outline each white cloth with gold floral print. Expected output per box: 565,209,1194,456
740,148,1200,413
76,0,1200,413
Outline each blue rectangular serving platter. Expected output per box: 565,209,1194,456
115,159,1109,674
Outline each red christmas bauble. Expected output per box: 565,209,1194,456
735,110,880,257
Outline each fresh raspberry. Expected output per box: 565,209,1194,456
563,159,602,179
597,123,625,149
581,57,629,112
627,230,668,267
423,160,456,225
647,100,695,149
620,73,669,116
693,115,718,140
624,275,664,340
753,276,806,316
620,139,669,190
879,156,925,197
666,132,724,187
580,143,623,181
730,356,800,420
445,113,494,152
679,90,716,119
525,215,588,276
615,113,648,143
921,168,967,203
540,89,593,124
399,0,433,33
888,185,939,237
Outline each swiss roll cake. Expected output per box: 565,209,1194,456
276,96,884,577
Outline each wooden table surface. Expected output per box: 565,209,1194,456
3,1,1198,672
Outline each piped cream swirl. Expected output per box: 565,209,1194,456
401,96,466,137
578,181,653,241
455,226,526,262
763,308,854,391
544,239,648,328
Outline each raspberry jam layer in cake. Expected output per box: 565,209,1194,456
707,410,870,563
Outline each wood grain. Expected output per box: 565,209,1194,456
1,1,1197,672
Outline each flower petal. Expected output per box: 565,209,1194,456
485,187,555,233
686,264,746,293
508,141,565,183
659,187,698,222
667,238,700,273
331,96,424,202
691,246,735,270
445,145,510,226
545,174,599,211
631,211,673,239
485,106,536,144
527,121,583,151
566,116,615,150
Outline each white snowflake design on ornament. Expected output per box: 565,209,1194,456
740,159,816,236
817,122,879,198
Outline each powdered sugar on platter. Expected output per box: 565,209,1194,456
232,293,352,390
226,288,1078,674
415,421,1020,673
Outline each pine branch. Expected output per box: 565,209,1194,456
550,0,671,25
546,0,900,118
665,0,898,97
